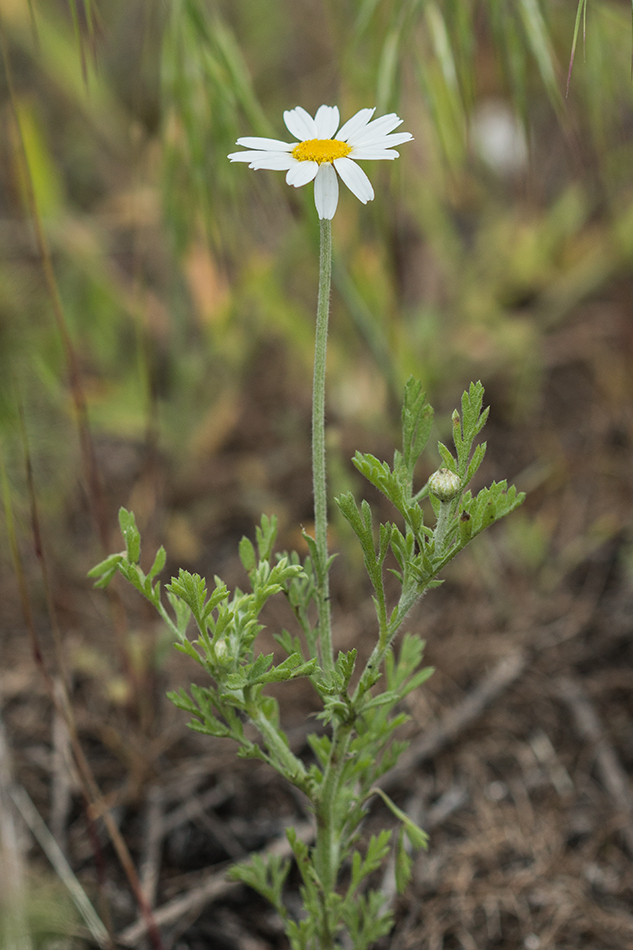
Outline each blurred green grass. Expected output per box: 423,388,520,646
1,0,633,549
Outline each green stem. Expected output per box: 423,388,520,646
313,218,333,676
251,706,308,790
314,723,353,940
434,500,453,556
353,583,427,702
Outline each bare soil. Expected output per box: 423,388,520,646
2,290,633,950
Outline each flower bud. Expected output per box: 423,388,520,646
428,468,461,502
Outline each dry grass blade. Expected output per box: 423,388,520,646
117,820,315,947
50,683,75,855
380,650,528,793
2,389,164,947
140,788,165,908
0,717,32,950
1,442,164,948
8,783,111,949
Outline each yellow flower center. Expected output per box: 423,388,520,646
291,138,352,164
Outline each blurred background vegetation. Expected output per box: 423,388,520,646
1,0,632,705
2,0,633,716
1,0,631,526
3,0,633,945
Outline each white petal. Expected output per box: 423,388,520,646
314,105,340,139
284,106,317,141
333,157,374,204
286,161,319,186
347,148,399,161
236,136,294,151
314,163,339,220
348,113,403,145
249,154,296,170
354,131,413,150
228,150,261,162
337,108,376,143
229,150,293,166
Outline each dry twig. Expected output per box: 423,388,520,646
8,783,111,949
140,787,165,909
381,651,527,794
50,680,75,854
117,820,315,946
558,676,633,857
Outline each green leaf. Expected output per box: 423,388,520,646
360,690,402,712
255,513,278,562
340,890,393,950
167,570,208,620
207,587,231,620
301,528,323,583
165,686,199,715
273,629,303,658
306,732,331,768
395,827,413,894
118,507,141,564
464,442,486,485
346,830,392,900
371,787,429,850
227,852,290,917
144,549,164,584
259,694,281,728
437,441,457,473
225,652,274,688
87,553,123,588
401,377,434,479
187,716,230,738
173,639,201,664
259,653,319,684
402,665,435,695
335,648,357,690
460,381,485,439
168,686,231,738
239,536,256,573
286,827,319,899
166,590,192,638
466,481,526,540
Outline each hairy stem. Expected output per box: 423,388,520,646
314,722,354,943
250,706,308,791
313,218,333,676
434,500,452,555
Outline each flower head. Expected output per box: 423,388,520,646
428,469,462,502
228,105,413,220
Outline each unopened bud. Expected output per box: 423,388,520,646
428,468,461,502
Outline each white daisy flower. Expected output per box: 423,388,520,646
228,105,413,220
